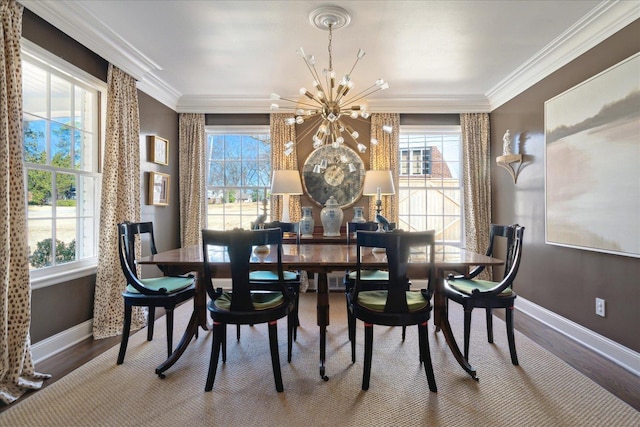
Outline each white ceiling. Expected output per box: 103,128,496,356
21,1,639,113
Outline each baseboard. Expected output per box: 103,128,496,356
31,319,93,364
516,297,640,377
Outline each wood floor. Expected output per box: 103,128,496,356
1,303,639,413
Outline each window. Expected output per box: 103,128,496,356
398,126,463,245
22,41,104,284
205,127,271,230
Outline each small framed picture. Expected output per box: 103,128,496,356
149,135,169,165
148,171,170,206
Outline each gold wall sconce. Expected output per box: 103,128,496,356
496,130,523,183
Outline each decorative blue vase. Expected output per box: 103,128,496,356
299,206,315,238
351,206,366,223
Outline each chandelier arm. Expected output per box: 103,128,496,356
346,56,363,78
295,114,325,143
278,97,323,110
306,62,326,95
325,72,334,103
300,111,324,121
341,84,383,106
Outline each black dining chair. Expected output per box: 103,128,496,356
242,221,302,341
116,222,196,365
445,224,525,365
344,222,410,341
347,230,437,392
201,227,295,392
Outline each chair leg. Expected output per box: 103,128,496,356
419,321,437,392
236,324,241,341
506,306,519,365
205,322,224,391
346,293,354,341
418,323,424,362
117,304,133,365
221,323,227,363
463,307,473,361
486,307,494,343
348,304,356,363
147,306,155,341
362,323,373,390
165,307,174,358
293,289,300,341
268,320,284,392
402,326,407,342
287,307,294,363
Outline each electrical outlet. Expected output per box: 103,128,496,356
595,297,606,317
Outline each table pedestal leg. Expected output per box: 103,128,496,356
316,272,330,381
434,275,478,380
155,308,199,377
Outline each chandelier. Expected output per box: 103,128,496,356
270,6,391,160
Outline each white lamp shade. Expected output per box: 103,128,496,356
362,170,395,196
270,170,303,195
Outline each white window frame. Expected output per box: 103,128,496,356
22,39,106,289
205,125,271,231
398,125,464,246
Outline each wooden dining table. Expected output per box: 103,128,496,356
137,241,502,381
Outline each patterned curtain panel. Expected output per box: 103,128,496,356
270,113,300,222
179,113,205,247
370,113,399,224
92,64,142,339
0,0,50,404
460,113,491,280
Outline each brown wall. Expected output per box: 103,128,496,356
24,8,179,343
490,20,640,352
139,92,180,251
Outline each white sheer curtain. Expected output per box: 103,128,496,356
179,113,205,247
0,0,50,404
461,113,491,279
92,64,143,339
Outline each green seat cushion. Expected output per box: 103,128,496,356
249,270,299,281
447,278,513,296
357,290,429,313
126,276,194,294
213,291,285,311
348,270,389,281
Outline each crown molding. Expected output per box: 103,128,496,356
137,74,181,110
486,0,640,110
176,94,491,114
21,0,163,82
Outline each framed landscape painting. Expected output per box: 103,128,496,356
544,52,640,258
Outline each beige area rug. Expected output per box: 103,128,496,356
1,293,638,427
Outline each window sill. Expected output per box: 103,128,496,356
30,260,98,290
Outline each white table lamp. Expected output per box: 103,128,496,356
270,170,303,223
